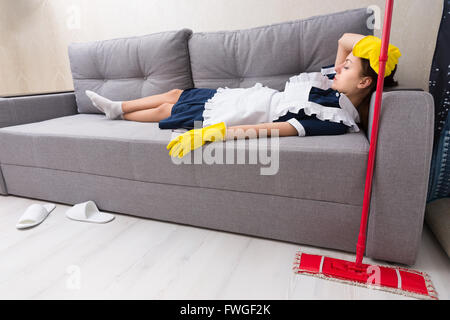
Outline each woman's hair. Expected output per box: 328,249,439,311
357,58,398,135
360,58,398,91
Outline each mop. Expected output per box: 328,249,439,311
293,0,438,300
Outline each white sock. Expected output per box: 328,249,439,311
85,90,124,120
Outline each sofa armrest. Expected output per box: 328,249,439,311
0,91,78,129
365,90,435,265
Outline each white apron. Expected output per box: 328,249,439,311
202,71,360,133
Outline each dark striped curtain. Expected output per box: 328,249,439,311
427,0,450,203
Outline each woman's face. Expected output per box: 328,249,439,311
331,52,372,95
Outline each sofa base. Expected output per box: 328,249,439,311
1,163,365,254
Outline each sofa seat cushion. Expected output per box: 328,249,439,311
0,114,369,206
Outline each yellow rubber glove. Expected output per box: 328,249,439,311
166,122,227,158
352,35,401,77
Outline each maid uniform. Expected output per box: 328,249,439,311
158,65,360,137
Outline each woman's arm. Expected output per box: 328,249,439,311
225,122,297,140
335,33,366,66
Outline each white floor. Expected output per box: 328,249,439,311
0,195,448,300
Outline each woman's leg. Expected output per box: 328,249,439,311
123,102,174,122
122,89,183,113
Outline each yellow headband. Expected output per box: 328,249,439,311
352,35,401,77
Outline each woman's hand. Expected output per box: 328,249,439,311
335,33,366,66
167,122,227,158
339,33,366,50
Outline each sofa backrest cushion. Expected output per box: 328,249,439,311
188,8,373,91
68,29,194,114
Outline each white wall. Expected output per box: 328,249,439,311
0,0,444,96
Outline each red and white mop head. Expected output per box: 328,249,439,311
293,252,438,300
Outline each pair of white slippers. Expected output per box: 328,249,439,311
16,200,115,229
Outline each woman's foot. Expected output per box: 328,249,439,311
85,90,124,120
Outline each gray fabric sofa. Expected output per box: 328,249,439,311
0,8,434,265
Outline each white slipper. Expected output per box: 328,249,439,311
16,203,56,229
65,200,114,223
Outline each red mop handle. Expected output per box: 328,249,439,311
355,0,394,266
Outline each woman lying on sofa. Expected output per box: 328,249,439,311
86,34,401,158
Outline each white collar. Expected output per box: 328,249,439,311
338,93,360,123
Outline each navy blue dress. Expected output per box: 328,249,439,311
158,88,217,130
272,65,350,136
272,87,349,136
